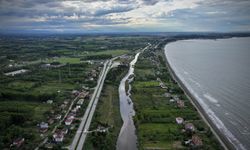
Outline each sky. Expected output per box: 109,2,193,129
0,0,250,33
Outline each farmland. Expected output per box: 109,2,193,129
131,45,223,149
0,35,157,149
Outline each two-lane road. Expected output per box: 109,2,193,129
70,60,112,150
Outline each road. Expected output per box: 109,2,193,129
70,59,113,150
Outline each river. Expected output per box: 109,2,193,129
164,37,250,150
116,53,140,150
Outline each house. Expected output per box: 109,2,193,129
159,82,168,89
173,95,179,100
48,118,54,125
90,69,98,78
11,138,25,148
60,104,67,110
41,63,65,69
185,123,195,132
55,114,62,120
184,139,192,145
79,91,89,99
65,118,73,125
72,90,79,96
164,92,171,98
41,63,51,68
68,112,76,117
53,131,64,142
65,115,74,125
39,122,49,133
71,108,77,113
192,135,203,147
47,100,53,104
4,69,28,76
77,99,84,105
169,99,175,103
176,117,184,124
177,100,185,108
44,144,53,149
63,100,69,105
71,106,80,113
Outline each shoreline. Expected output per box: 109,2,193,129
162,43,235,150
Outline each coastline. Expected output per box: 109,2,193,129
162,43,235,150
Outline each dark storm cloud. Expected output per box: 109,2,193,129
0,0,250,32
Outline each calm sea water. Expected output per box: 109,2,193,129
164,37,250,150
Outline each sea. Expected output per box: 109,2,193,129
164,37,250,150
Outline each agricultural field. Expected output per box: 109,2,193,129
131,47,223,150
0,35,157,149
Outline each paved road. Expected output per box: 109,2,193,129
70,60,112,150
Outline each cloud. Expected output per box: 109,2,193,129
0,0,250,32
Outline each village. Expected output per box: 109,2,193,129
4,51,134,149
8,69,98,149
130,44,221,149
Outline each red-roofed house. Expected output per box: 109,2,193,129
53,131,64,142
11,138,25,148
65,117,74,126
177,100,185,108
192,135,203,147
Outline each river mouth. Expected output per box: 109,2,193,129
116,53,140,150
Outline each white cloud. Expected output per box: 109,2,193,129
0,0,250,32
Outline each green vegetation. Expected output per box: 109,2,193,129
84,64,129,150
131,46,223,150
0,101,51,149
86,50,129,57
0,35,156,149
47,57,81,64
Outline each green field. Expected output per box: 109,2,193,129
47,57,81,64
87,50,129,57
33,82,76,94
0,35,160,149
84,65,129,150
131,47,223,150
0,101,51,149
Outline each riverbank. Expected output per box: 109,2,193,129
163,41,238,150
131,44,223,149
116,52,140,150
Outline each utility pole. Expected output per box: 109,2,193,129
58,69,62,83
68,63,71,76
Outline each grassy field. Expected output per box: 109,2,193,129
131,47,223,150
33,82,76,94
47,57,81,64
0,101,51,149
7,81,36,90
87,50,129,57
